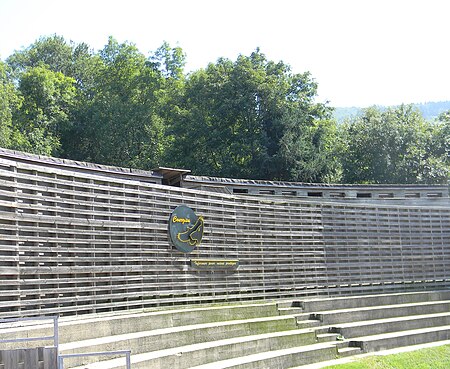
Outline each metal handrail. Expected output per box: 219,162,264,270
0,316,132,369
58,350,131,369
0,315,59,355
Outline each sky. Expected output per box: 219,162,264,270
0,0,449,107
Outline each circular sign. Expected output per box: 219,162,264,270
168,205,204,253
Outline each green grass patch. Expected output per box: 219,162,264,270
324,344,450,369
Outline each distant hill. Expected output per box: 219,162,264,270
333,101,450,123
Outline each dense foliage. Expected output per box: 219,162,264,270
340,105,449,184
0,35,448,184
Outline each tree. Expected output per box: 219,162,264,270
149,41,186,80
6,35,104,157
279,107,341,183
68,37,168,169
166,49,336,181
421,111,450,182
12,66,76,156
0,61,18,148
7,35,73,75
340,105,449,184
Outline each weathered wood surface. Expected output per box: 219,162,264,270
0,347,57,369
0,150,448,317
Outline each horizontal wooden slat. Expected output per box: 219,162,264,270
0,151,448,317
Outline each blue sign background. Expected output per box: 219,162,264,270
168,205,204,253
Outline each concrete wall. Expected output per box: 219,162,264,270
0,149,448,317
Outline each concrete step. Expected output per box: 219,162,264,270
69,329,320,369
278,307,304,315
330,312,450,339
186,342,337,369
308,300,450,325
296,319,321,329
0,302,279,346
57,291,450,368
60,314,304,367
335,341,363,357
316,333,340,343
276,300,296,309
352,325,450,353
293,290,450,312
296,312,317,321
337,346,363,357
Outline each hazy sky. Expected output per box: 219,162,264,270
0,0,449,107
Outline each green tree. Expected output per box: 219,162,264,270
279,107,341,183
70,37,167,169
12,65,76,156
7,35,73,75
341,105,448,184
167,49,335,181
149,41,186,80
421,111,450,182
6,34,99,87
0,61,19,148
6,35,104,157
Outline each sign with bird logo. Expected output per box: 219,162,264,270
169,205,204,253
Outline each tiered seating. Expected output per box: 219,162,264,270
1,291,449,368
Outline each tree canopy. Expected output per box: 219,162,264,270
0,35,448,184
165,50,337,181
340,105,449,184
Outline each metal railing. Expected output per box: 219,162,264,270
58,350,131,369
0,315,59,353
0,315,132,368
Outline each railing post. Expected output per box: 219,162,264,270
58,355,64,369
126,351,131,369
53,315,59,355
58,351,131,369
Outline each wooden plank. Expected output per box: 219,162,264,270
23,348,39,369
2,349,18,369
0,153,448,317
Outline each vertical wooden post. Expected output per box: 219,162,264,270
24,348,39,369
43,347,58,369
3,349,19,369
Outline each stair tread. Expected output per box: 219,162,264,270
279,307,303,312
60,314,300,351
292,290,450,305
69,333,329,369
172,342,336,369
312,299,450,316
331,311,450,328
67,328,315,360
56,291,450,369
338,347,362,353
317,333,339,338
351,324,450,342
278,306,302,310
61,302,275,324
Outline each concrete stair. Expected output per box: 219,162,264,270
307,300,450,325
351,325,450,352
68,329,320,369
188,343,338,369
297,291,450,359
328,311,450,338
293,290,450,312
0,303,279,345
2,290,450,368
336,342,363,357
60,315,310,367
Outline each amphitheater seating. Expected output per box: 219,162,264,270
2,290,448,368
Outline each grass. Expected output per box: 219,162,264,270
324,344,450,369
